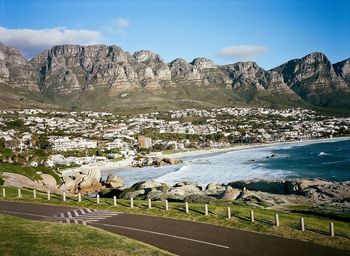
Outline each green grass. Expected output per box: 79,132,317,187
1,186,349,251
0,163,60,183
0,213,172,256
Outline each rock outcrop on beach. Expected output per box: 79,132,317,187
227,178,350,202
60,168,103,195
132,157,183,168
99,178,350,210
105,174,125,188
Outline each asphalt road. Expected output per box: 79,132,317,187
0,201,348,256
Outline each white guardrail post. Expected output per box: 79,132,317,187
300,217,305,231
250,210,254,222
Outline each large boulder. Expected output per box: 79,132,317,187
228,179,288,194
79,176,96,190
131,180,163,190
220,188,241,200
106,174,125,188
168,182,203,200
2,172,62,194
119,188,146,199
205,183,226,196
87,168,101,181
60,176,76,193
78,176,103,195
162,158,183,165
40,174,57,188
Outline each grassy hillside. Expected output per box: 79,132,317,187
2,83,350,115
0,214,172,256
0,163,60,183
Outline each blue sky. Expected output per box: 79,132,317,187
0,0,349,69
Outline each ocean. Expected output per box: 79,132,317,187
107,138,350,187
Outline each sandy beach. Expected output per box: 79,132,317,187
61,136,350,177
162,136,350,159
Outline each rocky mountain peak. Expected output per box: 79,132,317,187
190,58,216,70
133,50,164,64
0,42,38,91
333,58,350,83
272,52,349,105
302,52,328,63
220,61,298,98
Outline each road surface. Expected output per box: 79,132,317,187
0,201,347,256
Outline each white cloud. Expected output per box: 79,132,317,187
0,26,103,58
218,45,268,61
113,17,129,28
104,17,130,35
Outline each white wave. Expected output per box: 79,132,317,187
318,152,330,156
155,146,293,186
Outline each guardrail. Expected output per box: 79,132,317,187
0,187,340,238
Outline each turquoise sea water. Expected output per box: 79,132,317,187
107,139,350,187
258,139,350,182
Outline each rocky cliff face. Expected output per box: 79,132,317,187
272,52,350,104
30,45,141,93
1,42,350,109
0,43,38,91
221,61,300,99
333,58,350,84
29,45,233,93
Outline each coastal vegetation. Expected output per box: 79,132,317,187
0,163,60,183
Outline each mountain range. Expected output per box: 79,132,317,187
0,42,349,113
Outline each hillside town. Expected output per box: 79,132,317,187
0,107,349,169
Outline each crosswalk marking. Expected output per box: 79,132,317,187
54,208,118,225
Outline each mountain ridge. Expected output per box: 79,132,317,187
1,42,350,112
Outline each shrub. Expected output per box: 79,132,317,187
118,187,136,199
184,194,215,204
0,175,4,185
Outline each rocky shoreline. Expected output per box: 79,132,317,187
3,166,349,212
57,168,349,211
101,178,350,206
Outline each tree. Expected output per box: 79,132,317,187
0,138,5,151
37,135,51,150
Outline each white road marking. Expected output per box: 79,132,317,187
73,210,79,217
0,210,53,219
95,223,230,249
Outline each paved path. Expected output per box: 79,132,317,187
0,201,347,256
